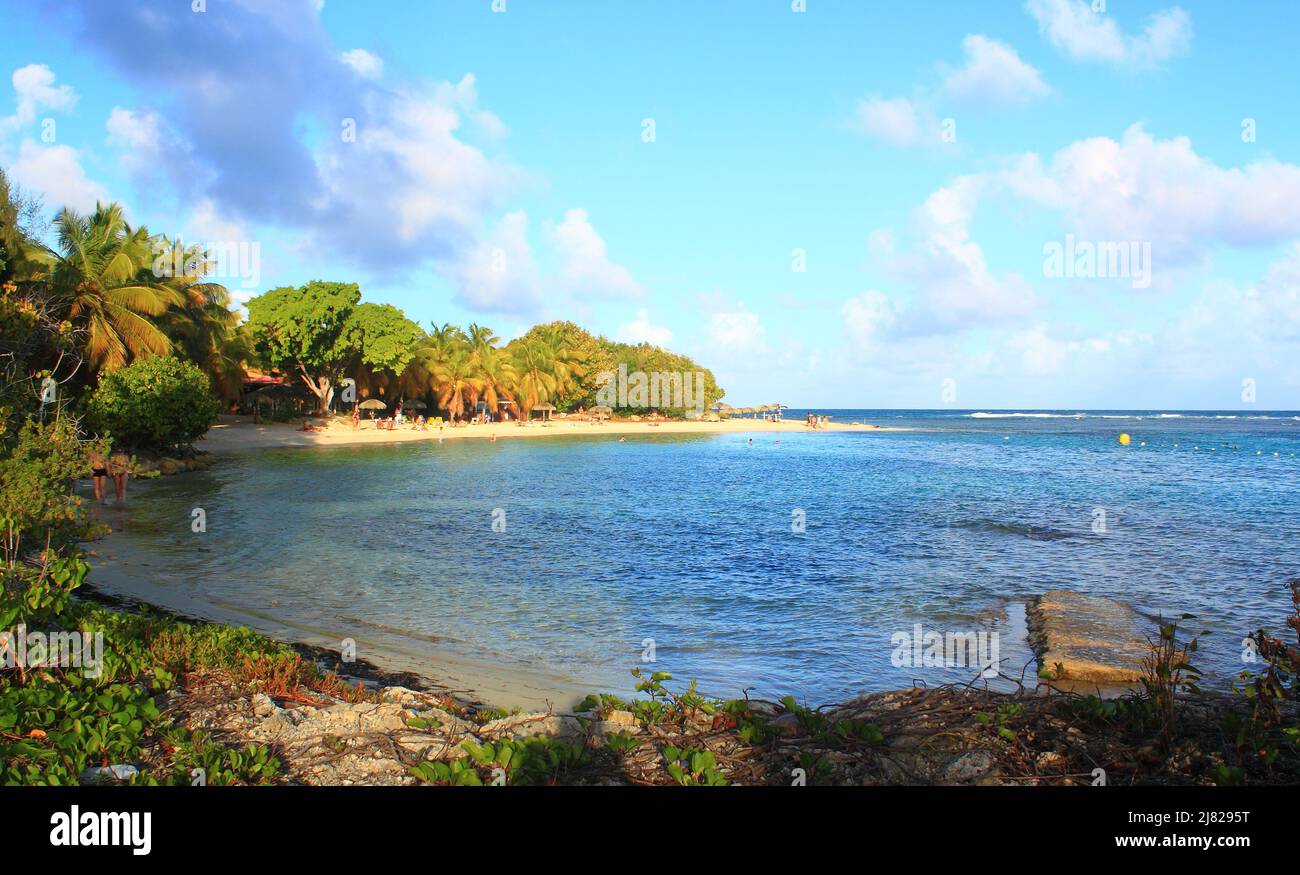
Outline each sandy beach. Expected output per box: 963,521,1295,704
197,413,899,453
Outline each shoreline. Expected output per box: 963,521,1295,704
90,416,896,711
196,413,903,454
85,522,601,712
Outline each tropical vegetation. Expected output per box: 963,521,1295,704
85,356,222,453
3,165,724,443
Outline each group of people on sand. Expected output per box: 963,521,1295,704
87,447,131,505
349,406,437,431
805,413,829,429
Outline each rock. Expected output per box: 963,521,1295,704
591,720,641,738
80,764,140,784
251,692,277,718
942,751,994,783
158,458,182,475
1028,590,1149,683
749,700,781,717
770,713,802,736
1036,751,1067,771
601,709,637,727
478,712,584,739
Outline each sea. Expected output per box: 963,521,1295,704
86,410,1300,708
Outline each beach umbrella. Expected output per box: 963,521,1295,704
358,398,387,410
401,399,428,410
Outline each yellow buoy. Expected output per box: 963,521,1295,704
1117,433,1131,446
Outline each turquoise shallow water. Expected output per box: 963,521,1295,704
92,410,1300,705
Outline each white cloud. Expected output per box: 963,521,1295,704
841,291,898,348
854,96,924,147
433,74,507,140
1003,125,1300,265
1025,0,1192,67
617,309,673,347
1254,245,1300,338
311,76,523,267
10,139,108,213
943,35,1050,107
8,64,78,127
709,310,768,355
438,209,542,314
340,49,383,80
882,174,1037,329
545,208,640,299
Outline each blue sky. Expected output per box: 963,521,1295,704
2,0,1298,409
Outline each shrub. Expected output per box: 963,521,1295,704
86,356,221,452
0,416,105,566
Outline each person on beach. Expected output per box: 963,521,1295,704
89,447,108,503
108,449,130,505
351,408,360,430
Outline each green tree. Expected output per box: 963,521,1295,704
346,302,426,377
85,356,221,452
246,282,425,413
154,238,248,403
508,338,561,420
433,348,480,423
0,168,47,284
40,203,182,375
245,280,358,412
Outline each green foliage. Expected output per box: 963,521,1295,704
346,302,426,374
1140,615,1207,752
246,281,424,412
247,280,359,375
457,735,590,785
409,758,483,786
660,745,727,786
0,416,106,566
163,731,281,786
85,355,220,452
513,320,725,415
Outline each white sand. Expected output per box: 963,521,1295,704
197,413,899,453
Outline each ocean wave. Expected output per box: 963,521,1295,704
968,412,1086,419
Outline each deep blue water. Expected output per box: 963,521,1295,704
91,410,1300,706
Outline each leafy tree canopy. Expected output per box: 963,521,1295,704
85,355,221,452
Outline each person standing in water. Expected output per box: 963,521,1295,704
88,447,108,503
108,449,130,505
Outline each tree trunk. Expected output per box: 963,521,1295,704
300,371,333,414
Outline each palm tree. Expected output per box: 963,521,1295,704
43,203,182,375
155,238,247,402
509,338,560,420
433,348,480,423
427,322,468,357
466,323,499,355
531,325,587,406
476,346,517,420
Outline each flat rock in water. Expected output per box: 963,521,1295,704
1028,590,1148,684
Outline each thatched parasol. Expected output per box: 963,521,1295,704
358,398,387,411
